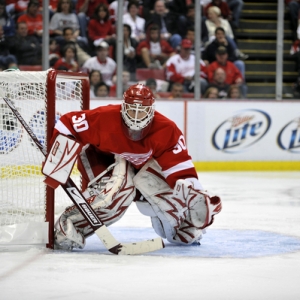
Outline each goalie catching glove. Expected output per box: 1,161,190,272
173,179,222,230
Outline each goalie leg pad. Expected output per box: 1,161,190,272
134,159,188,244
54,157,136,249
151,217,167,239
136,196,203,244
135,199,168,239
134,162,222,245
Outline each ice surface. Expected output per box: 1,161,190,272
1,172,300,300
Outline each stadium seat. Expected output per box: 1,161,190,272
136,68,166,81
182,93,195,98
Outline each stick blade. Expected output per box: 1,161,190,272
118,238,164,255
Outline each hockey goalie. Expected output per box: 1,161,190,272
42,83,222,250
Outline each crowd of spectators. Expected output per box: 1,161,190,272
0,0,247,99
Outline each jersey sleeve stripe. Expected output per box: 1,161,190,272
162,160,195,178
54,120,73,136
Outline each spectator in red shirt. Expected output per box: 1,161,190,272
17,0,43,39
76,0,108,18
76,0,108,38
207,46,247,97
136,23,175,69
88,3,115,48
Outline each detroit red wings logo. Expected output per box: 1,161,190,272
113,149,153,165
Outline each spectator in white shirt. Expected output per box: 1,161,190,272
165,39,208,95
82,41,116,86
123,1,145,42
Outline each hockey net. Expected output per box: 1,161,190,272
0,69,89,248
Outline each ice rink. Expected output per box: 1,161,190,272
1,171,300,300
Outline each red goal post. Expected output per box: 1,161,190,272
0,69,90,249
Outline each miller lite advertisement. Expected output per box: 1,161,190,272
202,102,300,161
211,109,271,153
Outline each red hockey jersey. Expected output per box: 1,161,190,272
53,104,198,188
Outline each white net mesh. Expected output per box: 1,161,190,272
0,70,86,244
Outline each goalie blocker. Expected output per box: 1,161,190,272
42,134,82,189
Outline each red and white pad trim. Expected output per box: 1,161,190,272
199,191,222,229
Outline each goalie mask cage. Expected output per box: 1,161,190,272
0,69,90,249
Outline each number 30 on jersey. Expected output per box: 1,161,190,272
72,113,89,132
173,135,187,154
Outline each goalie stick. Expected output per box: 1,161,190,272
2,97,164,255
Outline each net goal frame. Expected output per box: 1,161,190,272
0,69,90,249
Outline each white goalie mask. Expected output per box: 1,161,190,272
121,84,155,141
